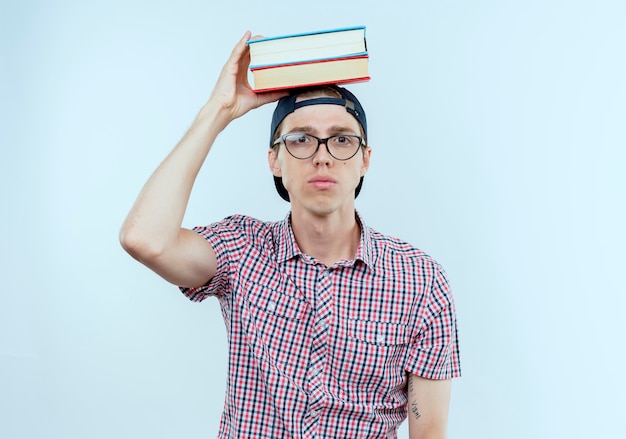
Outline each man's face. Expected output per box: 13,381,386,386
268,103,371,216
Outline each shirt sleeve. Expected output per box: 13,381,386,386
179,215,247,302
407,263,461,380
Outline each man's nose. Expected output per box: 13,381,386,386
312,140,333,164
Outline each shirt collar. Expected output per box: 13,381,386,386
354,211,376,271
274,213,301,263
274,211,376,272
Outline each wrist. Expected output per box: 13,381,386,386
197,98,235,134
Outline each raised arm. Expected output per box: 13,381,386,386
119,31,286,288
407,374,452,439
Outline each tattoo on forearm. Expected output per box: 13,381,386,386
411,399,421,420
408,376,421,420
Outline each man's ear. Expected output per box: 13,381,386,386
268,148,282,177
360,146,372,176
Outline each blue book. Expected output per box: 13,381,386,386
247,26,367,68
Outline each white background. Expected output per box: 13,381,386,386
2,0,625,438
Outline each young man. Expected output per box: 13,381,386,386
120,31,460,438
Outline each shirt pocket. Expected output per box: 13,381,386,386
329,319,413,399
241,279,311,382
245,280,308,320
347,319,412,346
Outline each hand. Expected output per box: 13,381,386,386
208,31,288,123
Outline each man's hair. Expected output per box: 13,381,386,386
271,86,346,143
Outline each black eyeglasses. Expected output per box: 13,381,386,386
272,133,365,160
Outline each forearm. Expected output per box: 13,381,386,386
120,100,230,258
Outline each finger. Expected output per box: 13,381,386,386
255,89,290,106
225,30,252,65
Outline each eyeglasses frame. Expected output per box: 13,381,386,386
272,132,365,161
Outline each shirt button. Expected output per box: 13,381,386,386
310,410,319,418
376,333,385,343
267,301,276,312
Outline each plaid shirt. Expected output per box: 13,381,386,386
181,213,460,439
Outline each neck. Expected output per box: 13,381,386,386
290,207,361,267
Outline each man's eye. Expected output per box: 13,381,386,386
333,136,356,146
288,134,310,144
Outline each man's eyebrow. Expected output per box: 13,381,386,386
288,125,315,133
328,125,356,133
287,125,358,134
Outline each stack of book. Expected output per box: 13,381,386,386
247,26,369,93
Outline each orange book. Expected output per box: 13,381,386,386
250,55,369,93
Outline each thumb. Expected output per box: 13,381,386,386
255,89,290,107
